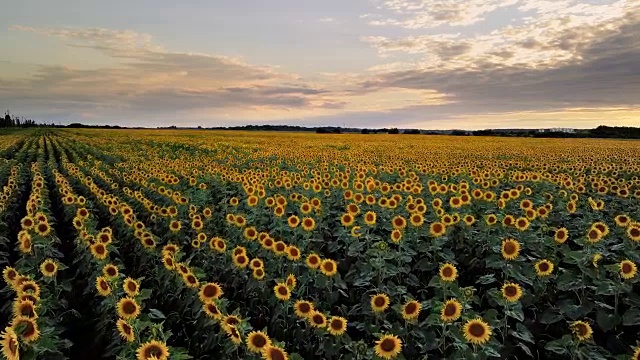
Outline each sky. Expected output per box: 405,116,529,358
1,0,639,129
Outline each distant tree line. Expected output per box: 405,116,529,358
4,113,640,140
0,110,54,128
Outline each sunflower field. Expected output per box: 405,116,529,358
1,128,640,360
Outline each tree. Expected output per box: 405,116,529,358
388,128,400,134
403,129,421,134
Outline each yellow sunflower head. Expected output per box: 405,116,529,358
370,293,390,313
462,318,492,345
439,263,458,282
374,334,402,360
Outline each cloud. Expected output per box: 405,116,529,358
367,0,520,28
3,25,446,125
363,0,638,70
361,9,640,115
318,17,336,23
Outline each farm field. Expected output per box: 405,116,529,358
1,128,640,360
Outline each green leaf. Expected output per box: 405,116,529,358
545,335,572,354
518,342,533,357
506,306,525,321
622,308,640,325
540,308,563,324
476,274,496,284
149,308,166,320
511,322,535,343
596,309,620,332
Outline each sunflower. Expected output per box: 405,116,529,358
570,321,592,341
463,318,492,345
534,259,554,276
246,331,271,353
222,315,242,332
614,215,630,227
371,293,390,313
233,254,249,269
102,264,119,278
199,282,223,303
2,267,18,285
242,227,258,241
364,211,377,225
232,246,246,257
13,299,36,319
182,273,199,288
501,282,523,302
18,281,40,298
117,297,140,319
592,253,603,268
285,274,297,289
374,334,402,359
409,213,424,227
309,311,327,328
391,215,407,230
515,217,530,231
162,255,175,270
203,302,223,320
273,241,287,255
463,215,475,226
98,232,112,244
169,220,182,232
439,263,457,282
262,345,289,360
501,238,520,260
440,299,462,322
214,238,227,252
554,228,568,244
628,225,640,242
11,316,39,342
123,278,140,297
632,346,640,360
39,259,58,277
227,326,242,345
287,215,300,228
429,222,446,237
485,214,498,226
252,268,266,280
35,222,51,236
390,229,403,243
294,300,314,318
401,300,421,321
350,226,362,237
586,228,603,243
274,283,291,301
320,259,338,276
18,235,31,254
136,340,169,360
90,243,108,260
620,260,637,279
502,215,515,227
341,213,355,227
327,316,347,336
116,318,135,342
162,244,178,256
301,217,316,231
0,327,19,360
286,246,301,261
592,222,609,237
20,216,34,230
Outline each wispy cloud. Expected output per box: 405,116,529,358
367,0,520,28
3,25,445,125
